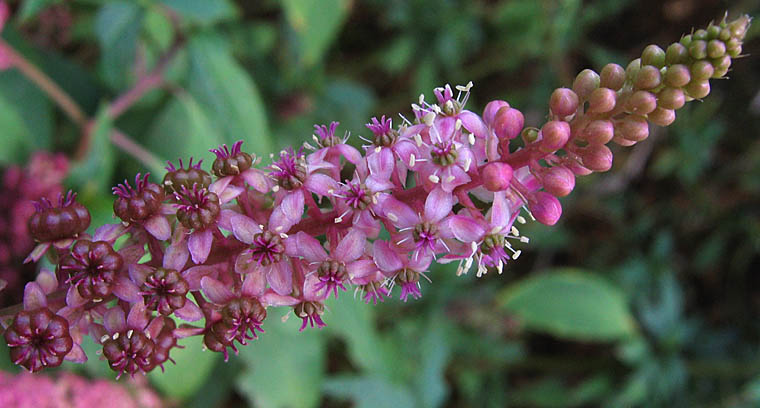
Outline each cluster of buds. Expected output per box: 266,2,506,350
0,15,750,374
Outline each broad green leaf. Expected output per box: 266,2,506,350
145,92,224,168
499,268,636,340
149,335,219,400
236,309,326,408
159,0,237,26
0,90,34,165
95,1,144,90
415,316,451,408
282,0,350,67
186,34,272,156
68,104,115,195
323,375,415,408
0,70,53,151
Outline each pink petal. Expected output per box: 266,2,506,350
175,326,205,338
352,209,381,238
372,240,403,273
119,242,146,264
305,173,339,197
181,265,217,290
425,187,454,223
129,264,153,286
127,302,149,330
448,215,486,243
188,229,214,264
408,252,433,272
267,261,293,296
219,185,244,204
241,272,266,297
260,291,299,307
144,215,171,241
242,168,271,193
303,274,328,301
279,190,305,224
104,307,126,334
347,259,377,280
23,282,47,310
93,223,127,242
201,276,234,304
35,269,58,294
64,343,88,363
24,242,50,263
393,139,419,167
217,209,237,231
489,191,511,231
235,251,258,275
209,176,233,195
231,214,261,244
113,277,142,303
381,197,418,228
440,165,470,193
460,110,488,139
336,144,362,164
295,231,327,262
367,147,395,181
66,285,87,308
163,240,190,271
174,301,203,322
334,229,366,262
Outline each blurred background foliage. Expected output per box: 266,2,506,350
1,0,759,407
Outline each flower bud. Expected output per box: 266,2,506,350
612,136,637,146
728,15,750,38
492,107,524,140
648,107,676,127
539,121,571,153
625,59,641,83
521,127,539,144
626,90,657,115
581,144,613,172
483,100,509,125
707,39,726,59
711,55,731,77
707,24,721,40
665,43,689,65
690,60,714,81
530,192,562,226
583,120,614,145
726,38,742,57
542,166,575,197
616,115,649,142
693,29,708,41
664,64,691,88
481,162,513,192
572,69,600,100
641,44,666,68
587,88,617,114
685,80,710,99
689,40,708,59
657,87,685,110
634,65,662,90
680,34,693,47
562,159,593,176
719,28,731,41
600,63,626,91
549,88,579,117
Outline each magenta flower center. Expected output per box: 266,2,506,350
249,231,284,266
271,149,307,190
431,141,458,166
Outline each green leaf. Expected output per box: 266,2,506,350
323,375,416,408
145,92,224,167
17,0,60,22
186,34,272,156
236,309,326,408
159,0,237,26
0,71,53,151
95,1,144,90
499,268,636,340
68,104,115,195
282,0,351,67
148,335,219,400
0,90,34,165
415,316,451,408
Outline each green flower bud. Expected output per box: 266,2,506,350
572,69,600,100
587,88,617,114
600,63,626,91
642,45,666,68
657,87,685,110
625,59,641,83
680,34,693,47
648,107,676,127
707,24,721,40
728,15,750,38
616,115,649,142
583,120,614,145
664,64,691,88
707,39,726,58
521,127,540,144
690,60,714,81
693,29,708,41
666,43,689,65
635,65,662,90
689,40,708,59
719,28,731,41
626,90,657,115
685,80,710,99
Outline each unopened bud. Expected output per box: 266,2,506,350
481,162,513,192
689,40,708,59
634,65,662,90
690,60,714,81
521,127,539,144
707,24,721,40
693,29,708,41
641,44,666,68
542,166,575,197
612,136,637,147
657,87,685,110
707,39,726,59
492,107,524,140
728,15,750,38
665,43,689,65
600,63,626,91
685,80,710,99
664,64,691,88
562,159,593,176
680,34,693,48
483,100,510,125
626,90,657,115
711,55,731,77
625,59,641,83
587,88,617,114
539,121,571,153
583,120,614,145
572,69,600,100
648,107,676,126
549,88,579,117
616,115,649,142
530,192,562,226
581,144,613,172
